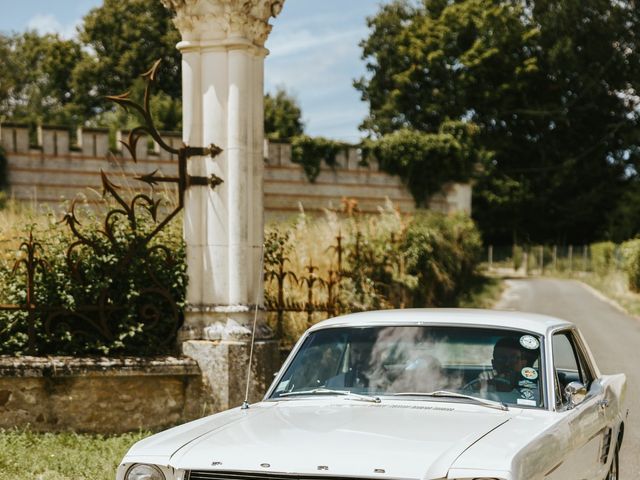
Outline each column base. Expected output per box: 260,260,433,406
182,338,280,412
178,305,272,342
179,307,280,412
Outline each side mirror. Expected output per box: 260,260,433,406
565,381,587,408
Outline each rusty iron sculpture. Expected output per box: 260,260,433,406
0,59,404,355
264,233,350,339
0,60,223,355
263,228,407,345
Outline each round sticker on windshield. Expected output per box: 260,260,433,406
521,389,535,400
520,335,539,350
521,367,538,380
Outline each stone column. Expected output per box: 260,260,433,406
161,0,284,411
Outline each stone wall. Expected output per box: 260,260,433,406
0,123,471,215
0,356,211,434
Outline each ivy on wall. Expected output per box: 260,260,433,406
291,135,344,182
363,121,489,207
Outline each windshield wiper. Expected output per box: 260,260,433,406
391,390,509,411
279,387,381,403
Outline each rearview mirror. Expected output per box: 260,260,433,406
565,381,587,408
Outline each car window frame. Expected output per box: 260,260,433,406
570,329,597,386
550,327,597,410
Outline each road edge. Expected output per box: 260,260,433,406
494,275,639,320
573,279,640,321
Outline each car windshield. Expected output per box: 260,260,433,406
270,325,545,409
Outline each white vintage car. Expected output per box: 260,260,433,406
117,309,627,480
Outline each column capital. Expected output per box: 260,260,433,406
161,0,285,46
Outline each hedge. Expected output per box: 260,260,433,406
1,204,483,355
264,208,483,346
0,206,186,356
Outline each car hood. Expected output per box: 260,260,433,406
158,400,513,480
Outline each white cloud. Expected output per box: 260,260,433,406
262,2,379,140
26,13,79,39
267,27,366,59
265,26,369,141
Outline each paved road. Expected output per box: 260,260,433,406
496,277,640,478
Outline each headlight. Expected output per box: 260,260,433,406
125,464,166,480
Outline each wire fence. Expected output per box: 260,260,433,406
484,244,627,276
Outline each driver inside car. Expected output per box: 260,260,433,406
483,337,529,389
465,337,539,404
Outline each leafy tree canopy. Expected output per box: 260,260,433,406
357,0,640,244
0,32,85,125
73,0,181,119
265,87,304,141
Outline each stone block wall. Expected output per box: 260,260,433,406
0,356,211,434
0,123,471,215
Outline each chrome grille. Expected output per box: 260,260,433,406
186,472,403,480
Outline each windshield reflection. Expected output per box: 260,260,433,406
271,325,544,408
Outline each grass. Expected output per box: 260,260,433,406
575,270,640,317
457,275,505,309
0,429,150,480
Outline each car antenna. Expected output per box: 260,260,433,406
242,245,265,410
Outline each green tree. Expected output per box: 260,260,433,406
0,32,85,125
264,87,304,140
357,0,640,244
72,0,181,121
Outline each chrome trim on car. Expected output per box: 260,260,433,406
185,471,417,480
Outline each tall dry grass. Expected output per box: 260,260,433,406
263,200,409,344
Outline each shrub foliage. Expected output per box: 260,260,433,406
620,239,640,292
0,203,186,356
264,205,482,347
1,200,482,355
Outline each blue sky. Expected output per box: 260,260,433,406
0,0,385,142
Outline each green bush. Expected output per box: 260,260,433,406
590,241,616,276
290,135,343,182
620,239,640,292
363,122,485,207
0,207,186,356
401,212,482,306
512,245,523,270
264,208,483,346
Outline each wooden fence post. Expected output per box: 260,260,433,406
539,246,544,275
568,245,573,272
488,245,493,271
583,245,588,271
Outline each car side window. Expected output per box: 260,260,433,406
552,332,592,407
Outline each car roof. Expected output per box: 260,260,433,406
308,308,573,336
